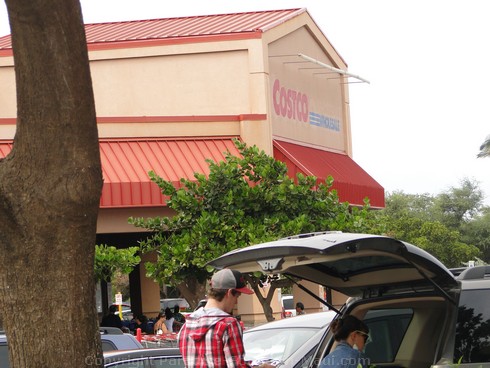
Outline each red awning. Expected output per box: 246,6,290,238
273,140,385,208
0,137,241,208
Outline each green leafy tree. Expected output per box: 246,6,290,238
460,207,490,263
432,178,484,229
383,191,436,221
94,244,141,283
380,188,482,267
130,140,379,320
94,245,140,315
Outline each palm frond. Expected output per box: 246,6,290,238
477,134,490,158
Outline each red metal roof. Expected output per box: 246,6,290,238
99,137,241,207
0,137,241,208
0,8,305,51
273,140,385,208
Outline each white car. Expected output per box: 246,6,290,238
160,298,190,311
280,294,296,318
243,311,335,367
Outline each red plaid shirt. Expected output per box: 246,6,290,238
178,308,247,368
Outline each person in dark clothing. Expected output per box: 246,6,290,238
101,305,123,329
133,314,151,334
173,304,186,332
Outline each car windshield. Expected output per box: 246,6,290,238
243,327,319,363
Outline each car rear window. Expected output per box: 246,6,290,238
454,289,490,364
102,340,118,352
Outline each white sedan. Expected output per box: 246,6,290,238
243,311,336,368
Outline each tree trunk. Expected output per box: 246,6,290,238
245,275,292,322
177,277,207,310
0,0,103,367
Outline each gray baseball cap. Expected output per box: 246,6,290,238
211,269,254,294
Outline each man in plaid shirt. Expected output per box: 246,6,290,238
178,269,272,368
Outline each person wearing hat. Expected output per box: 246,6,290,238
178,269,272,368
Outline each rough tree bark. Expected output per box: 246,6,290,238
0,0,103,367
177,277,207,310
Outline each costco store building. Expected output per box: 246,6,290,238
0,8,384,320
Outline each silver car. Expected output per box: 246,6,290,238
244,311,336,367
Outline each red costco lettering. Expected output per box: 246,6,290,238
273,79,308,122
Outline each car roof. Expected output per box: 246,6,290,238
160,298,190,307
104,347,181,362
208,232,457,297
245,311,336,333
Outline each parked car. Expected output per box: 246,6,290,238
104,347,184,367
160,298,190,312
244,311,335,367
280,294,296,318
99,326,144,351
110,303,134,323
209,231,490,368
0,332,7,368
0,327,143,367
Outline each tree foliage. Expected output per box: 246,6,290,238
382,214,480,267
460,207,490,263
432,178,484,229
380,179,487,267
94,244,141,283
130,140,379,316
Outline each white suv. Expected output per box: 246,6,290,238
210,232,490,368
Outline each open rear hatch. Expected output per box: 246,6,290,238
208,232,458,300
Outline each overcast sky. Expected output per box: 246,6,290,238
1,0,489,205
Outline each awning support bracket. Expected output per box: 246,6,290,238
297,53,370,84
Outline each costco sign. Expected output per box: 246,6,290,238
272,78,341,133
272,79,309,123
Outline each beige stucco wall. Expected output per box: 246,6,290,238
90,50,251,117
268,27,349,154
97,206,175,234
140,251,161,317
